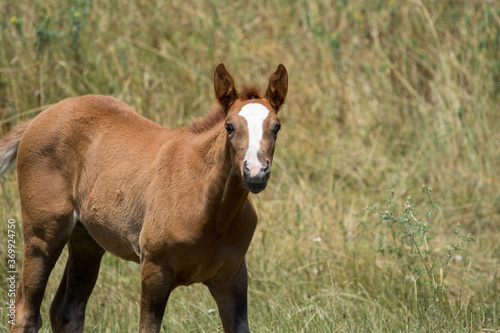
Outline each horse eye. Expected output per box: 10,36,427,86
273,124,281,134
225,123,235,134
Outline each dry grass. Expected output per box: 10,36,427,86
1,0,499,331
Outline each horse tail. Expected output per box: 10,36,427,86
0,120,33,176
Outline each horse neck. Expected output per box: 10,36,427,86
195,127,249,233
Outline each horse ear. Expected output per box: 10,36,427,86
265,64,288,112
214,63,237,113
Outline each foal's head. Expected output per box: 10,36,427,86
214,63,288,193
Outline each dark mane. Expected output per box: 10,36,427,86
239,85,262,101
188,85,262,133
189,106,225,133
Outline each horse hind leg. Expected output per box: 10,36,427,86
50,222,105,333
12,201,76,332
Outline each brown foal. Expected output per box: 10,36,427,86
0,63,288,332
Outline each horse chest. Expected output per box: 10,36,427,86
156,202,257,285
165,233,251,285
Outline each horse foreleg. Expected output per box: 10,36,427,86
138,259,172,333
49,222,105,333
205,260,250,333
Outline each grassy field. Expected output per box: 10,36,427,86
1,0,499,331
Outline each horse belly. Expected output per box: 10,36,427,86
75,160,150,263
78,206,142,263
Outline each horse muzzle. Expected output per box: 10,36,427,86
243,160,270,193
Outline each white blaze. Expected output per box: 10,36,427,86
239,103,269,177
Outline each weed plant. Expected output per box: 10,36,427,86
368,186,475,331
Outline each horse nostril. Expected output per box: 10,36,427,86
243,161,250,175
262,160,270,174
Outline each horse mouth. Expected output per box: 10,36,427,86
245,182,267,194
244,179,268,193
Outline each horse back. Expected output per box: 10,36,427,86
18,94,163,180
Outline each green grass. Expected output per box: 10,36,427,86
1,0,499,331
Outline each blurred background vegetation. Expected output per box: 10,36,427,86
1,0,499,331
